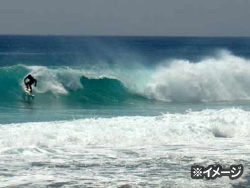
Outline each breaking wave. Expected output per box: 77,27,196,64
145,51,250,102
0,108,249,148
1,51,250,105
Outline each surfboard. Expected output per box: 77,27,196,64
24,88,35,97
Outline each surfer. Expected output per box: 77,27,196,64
24,74,37,93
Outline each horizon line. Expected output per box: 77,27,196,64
0,34,250,38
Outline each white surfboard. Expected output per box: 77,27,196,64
24,88,35,97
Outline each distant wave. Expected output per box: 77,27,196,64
1,51,250,105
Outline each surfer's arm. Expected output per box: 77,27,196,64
34,79,37,87
24,76,28,83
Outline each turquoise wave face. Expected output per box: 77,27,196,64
3,49,250,108
0,65,29,99
0,65,146,107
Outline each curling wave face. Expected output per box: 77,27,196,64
0,65,144,105
1,51,250,105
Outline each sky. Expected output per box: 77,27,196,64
0,0,250,36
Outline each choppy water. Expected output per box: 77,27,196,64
1,36,250,187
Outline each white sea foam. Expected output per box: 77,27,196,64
25,66,118,95
26,66,69,94
0,108,249,187
0,108,249,150
144,51,250,102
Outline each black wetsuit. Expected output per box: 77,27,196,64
24,75,37,93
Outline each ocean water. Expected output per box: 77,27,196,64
1,36,250,187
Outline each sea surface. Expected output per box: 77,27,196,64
0,36,250,187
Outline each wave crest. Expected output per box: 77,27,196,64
0,65,142,104
144,51,250,102
2,51,250,104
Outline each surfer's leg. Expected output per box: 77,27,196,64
28,85,32,93
26,81,31,90
25,82,28,90
29,81,34,93
26,83,31,92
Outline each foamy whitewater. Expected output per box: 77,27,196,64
1,36,250,187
